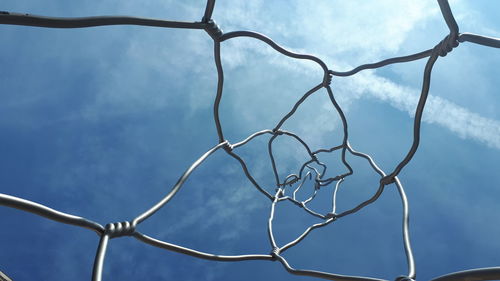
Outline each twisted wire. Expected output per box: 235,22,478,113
1,1,499,280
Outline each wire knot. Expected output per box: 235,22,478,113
325,212,337,220
272,129,284,136
105,221,136,238
204,19,223,41
270,247,281,259
274,187,285,198
323,73,333,87
223,140,234,152
435,33,459,57
380,175,395,186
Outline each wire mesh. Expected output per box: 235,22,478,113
1,1,500,280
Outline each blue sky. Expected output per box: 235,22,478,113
1,0,500,280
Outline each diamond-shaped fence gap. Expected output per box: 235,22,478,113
0,24,221,222
270,198,325,249
137,147,270,256
283,188,408,280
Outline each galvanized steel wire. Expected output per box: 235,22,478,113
1,0,500,280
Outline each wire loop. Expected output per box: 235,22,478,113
0,1,499,281
436,33,459,57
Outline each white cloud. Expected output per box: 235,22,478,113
213,0,500,151
352,71,500,149
295,0,438,59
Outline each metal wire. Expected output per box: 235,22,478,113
1,1,499,280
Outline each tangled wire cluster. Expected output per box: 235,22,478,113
1,1,499,280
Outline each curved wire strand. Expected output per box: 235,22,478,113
0,1,499,281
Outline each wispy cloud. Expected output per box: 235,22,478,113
213,0,500,150
352,71,500,149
